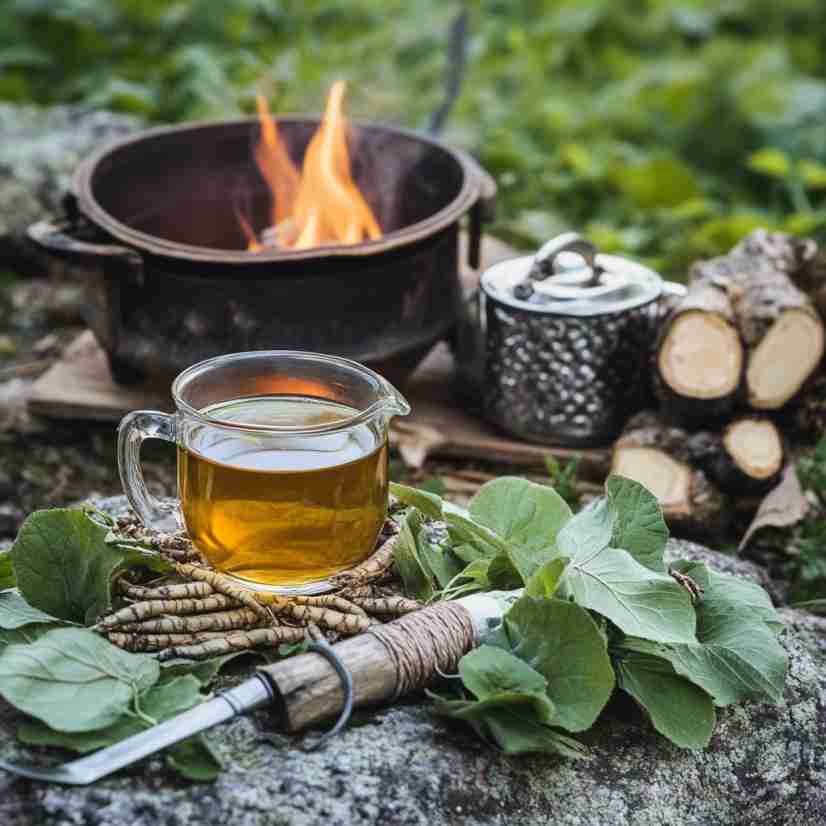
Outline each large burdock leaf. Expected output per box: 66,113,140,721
459,645,549,700
0,590,64,629
10,509,125,624
606,476,668,573
493,596,615,732
627,562,787,706
0,627,160,732
671,561,783,634
560,546,696,644
18,673,221,782
556,477,668,574
616,651,715,749
18,674,203,753
468,477,572,581
555,498,614,561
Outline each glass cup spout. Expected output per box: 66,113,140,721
375,377,412,422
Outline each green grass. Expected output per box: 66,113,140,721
3,0,826,274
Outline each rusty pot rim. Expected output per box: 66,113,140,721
72,116,491,264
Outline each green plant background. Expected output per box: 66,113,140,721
4,0,826,274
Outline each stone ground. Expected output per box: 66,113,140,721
1,103,825,825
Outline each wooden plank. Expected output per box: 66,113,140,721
28,331,170,421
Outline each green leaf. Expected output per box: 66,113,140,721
468,478,572,582
166,735,222,782
0,623,56,651
18,674,202,752
670,561,783,634
612,156,701,208
416,528,464,590
0,590,65,629
555,478,668,574
525,558,567,598
799,159,826,189
483,710,590,759
560,547,696,644
158,653,244,686
493,596,615,733
0,627,160,732
616,651,715,749
747,147,791,178
0,549,14,589
486,554,523,589
10,509,126,624
18,672,219,781
556,498,614,561
429,689,589,758
17,673,218,780
624,564,787,706
459,645,548,700
606,476,668,572
393,510,435,601
389,482,444,520
429,689,554,723
443,509,509,562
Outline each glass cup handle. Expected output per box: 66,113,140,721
117,410,180,532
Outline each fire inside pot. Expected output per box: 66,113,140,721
242,82,383,252
28,98,494,385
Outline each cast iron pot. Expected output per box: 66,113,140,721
28,118,495,386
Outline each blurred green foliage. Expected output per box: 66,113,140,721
3,0,826,274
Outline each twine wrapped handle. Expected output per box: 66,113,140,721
259,601,477,733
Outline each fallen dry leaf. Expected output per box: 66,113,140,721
390,420,448,470
739,464,811,551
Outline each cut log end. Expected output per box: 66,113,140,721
611,446,693,516
612,412,729,539
657,310,743,401
747,308,825,409
722,418,784,481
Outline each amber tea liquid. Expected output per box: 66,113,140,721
179,395,388,588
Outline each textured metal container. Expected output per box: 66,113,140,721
465,234,684,447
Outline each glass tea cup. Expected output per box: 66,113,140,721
117,350,410,594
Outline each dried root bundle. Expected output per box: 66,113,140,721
98,594,242,630
120,581,215,601
157,627,310,661
117,608,264,635
328,529,400,589
103,514,419,660
113,513,202,562
173,563,279,621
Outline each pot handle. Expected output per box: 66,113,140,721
27,218,143,278
458,151,497,270
27,217,143,353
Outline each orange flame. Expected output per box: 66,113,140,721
247,81,382,251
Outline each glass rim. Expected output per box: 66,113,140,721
171,349,409,435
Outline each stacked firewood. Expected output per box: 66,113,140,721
611,230,826,538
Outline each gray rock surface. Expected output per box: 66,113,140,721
0,104,142,262
1,500,824,826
